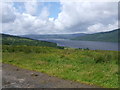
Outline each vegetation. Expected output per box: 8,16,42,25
1,34,57,47
72,29,119,42
1,33,119,88
2,45,118,88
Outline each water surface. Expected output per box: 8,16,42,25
39,39,118,51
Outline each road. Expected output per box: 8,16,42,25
2,63,99,88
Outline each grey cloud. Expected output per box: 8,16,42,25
2,13,16,23
1,2,16,23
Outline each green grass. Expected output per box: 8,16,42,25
2,45,119,88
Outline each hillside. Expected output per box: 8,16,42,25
72,29,119,42
3,45,118,88
21,33,86,40
1,34,57,47
2,33,118,88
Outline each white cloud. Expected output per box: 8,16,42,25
1,1,118,35
54,2,118,33
39,7,50,20
87,21,118,33
24,0,37,15
2,9,56,35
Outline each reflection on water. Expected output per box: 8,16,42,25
39,39,118,51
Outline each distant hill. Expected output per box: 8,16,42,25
72,29,119,42
21,33,86,40
1,34,57,47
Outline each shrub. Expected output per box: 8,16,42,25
84,48,89,50
94,53,112,63
57,46,64,49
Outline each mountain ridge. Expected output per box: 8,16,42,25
20,33,86,40
72,29,119,42
2,29,119,43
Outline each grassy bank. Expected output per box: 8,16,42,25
2,45,118,88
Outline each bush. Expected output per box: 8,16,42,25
84,48,89,50
57,46,64,49
94,53,112,63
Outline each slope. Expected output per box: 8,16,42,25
1,34,57,47
72,29,119,42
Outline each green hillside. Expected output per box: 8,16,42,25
21,33,85,40
72,29,119,42
1,33,118,88
1,34,57,47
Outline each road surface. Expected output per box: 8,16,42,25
2,63,99,88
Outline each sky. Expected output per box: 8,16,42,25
1,0,118,35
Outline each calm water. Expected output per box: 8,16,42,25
39,39,118,51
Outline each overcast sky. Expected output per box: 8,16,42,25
1,1,118,35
